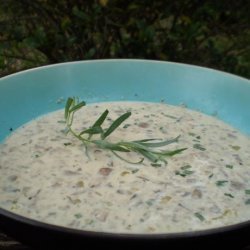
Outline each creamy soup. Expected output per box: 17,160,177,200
0,101,250,233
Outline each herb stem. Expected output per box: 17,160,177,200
64,97,187,166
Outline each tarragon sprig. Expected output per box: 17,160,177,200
64,97,187,166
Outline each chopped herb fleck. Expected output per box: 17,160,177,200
74,213,82,219
131,169,139,174
188,132,196,137
245,199,250,205
192,139,200,143
216,180,228,187
245,190,250,195
208,174,214,179
123,124,131,129
181,165,192,170
163,114,177,119
57,120,66,124
230,145,241,151
189,133,201,140
67,196,81,204
159,127,167,133
151,163,162,167
193,144,206,151
194,212,205,221
175,165,194,177
225,164,233,169
146,199,155,206
224,193,234,198
64,142,72,146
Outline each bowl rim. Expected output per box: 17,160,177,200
0,59,249,83
1,206,250,239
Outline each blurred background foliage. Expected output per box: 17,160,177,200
0,0,249,78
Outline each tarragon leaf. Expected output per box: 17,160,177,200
65,97,74,120
155,148,187,157
102,111,131,139
79,126,103,136
135,135,180,147
92,109,109,127
92,140,130,152
69,101,86,113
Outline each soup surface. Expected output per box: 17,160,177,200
0,101,250,233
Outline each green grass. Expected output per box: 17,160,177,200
0,0,249,78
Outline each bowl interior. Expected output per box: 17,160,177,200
0,59,250,142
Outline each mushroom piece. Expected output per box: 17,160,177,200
98,167,113,176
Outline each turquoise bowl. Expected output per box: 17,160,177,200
0,59,250,249
0,59,250,142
